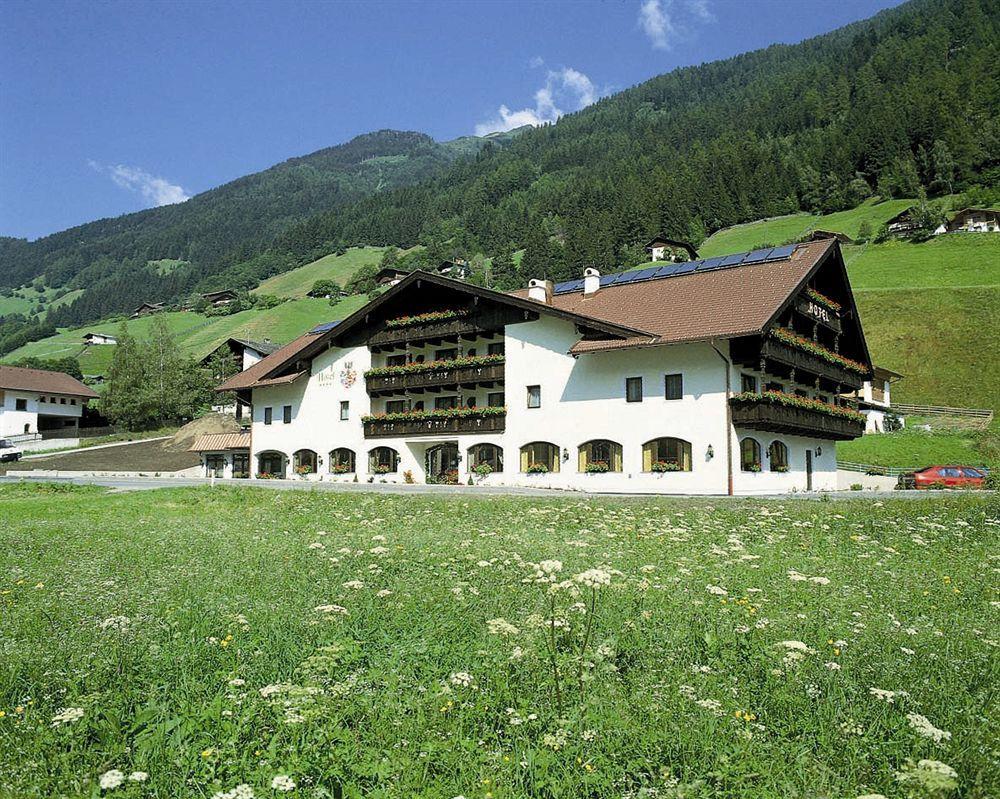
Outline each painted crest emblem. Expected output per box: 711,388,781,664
340,363,357,388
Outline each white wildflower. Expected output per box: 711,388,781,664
313,604,349,615
824,661,841,671
449,671,474,688
271,775,296,792
486,618,520,636
869,687,908,704
99,770,125,790
906,712,951,744
50,706,84,726
342,580,364,590
574,568,612,588
706,584,728,596
128,772,148,782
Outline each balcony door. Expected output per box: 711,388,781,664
805,449,813,491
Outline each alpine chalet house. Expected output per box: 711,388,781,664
212,239,871,494
0,365,100,438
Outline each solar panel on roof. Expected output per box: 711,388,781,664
653,263,683,278
767,244,796,260
630,267,660,281
554,279,583,294
599,274,617,286
742,248,774,264
672,261,698,275
696,256,725,270
718,253,748,267
310,320,340,334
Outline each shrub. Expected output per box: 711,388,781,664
851,483,864,491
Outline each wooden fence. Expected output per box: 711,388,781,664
892,403,993,429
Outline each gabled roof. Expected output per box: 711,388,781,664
216,332,319,391
523,239,840,353
217,271,651,392
946,207,1000,221
229,337,280,355
0,365,99,399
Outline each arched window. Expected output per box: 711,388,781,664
520,441,559,473
642,438,692,471
257,451,286,478
468,443,503,473
369,446,399,474
578,439,623,472
293,449,318,474
740,438,762,472
329,448,356,474
768,441,789,472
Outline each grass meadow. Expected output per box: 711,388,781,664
1,485,997,798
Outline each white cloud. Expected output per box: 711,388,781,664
685,0,716,23
638,0,714,50
88,160,189,207
475,67,600,136
639,0,676,50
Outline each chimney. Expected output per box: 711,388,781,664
583,267,600,296
527,278,553,305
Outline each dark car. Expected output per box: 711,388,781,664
896,465,987,490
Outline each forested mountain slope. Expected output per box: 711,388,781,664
270,0,998,282
0,130,517,329
1,0,996,350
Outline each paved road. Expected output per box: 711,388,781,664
0,474,981,500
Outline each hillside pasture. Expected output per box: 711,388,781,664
253,247,386,299
3,296,367,369
697,198,921,257
1,486,996,798
846,234,1000,291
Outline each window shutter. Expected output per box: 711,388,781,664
521,447,529,472
613,444,622,472
643,443,652,471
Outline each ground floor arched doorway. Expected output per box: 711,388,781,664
425,443,459,484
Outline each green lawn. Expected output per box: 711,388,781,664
846,234,1000,290
254,247,386,299
837,428,997,469
855,285,1000,412
1,485,995,797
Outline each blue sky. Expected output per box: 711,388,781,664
0,0,902,241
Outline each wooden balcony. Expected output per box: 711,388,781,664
730,397,865,440
366,362,505,395
367,317,498,349
364,412,506,439
753,338,866,389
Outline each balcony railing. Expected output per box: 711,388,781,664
730,395,865,440
368,317,495,348
364,411,506,439
758,338,865,389
367,362,505,394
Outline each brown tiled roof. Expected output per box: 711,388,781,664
189,432,251,452
216,333,318,391
523,239,834,353
0,365,99,398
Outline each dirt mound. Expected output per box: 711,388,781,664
166,413,242,452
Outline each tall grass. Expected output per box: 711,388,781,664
1,486,996,797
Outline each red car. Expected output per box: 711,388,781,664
897,465,988,490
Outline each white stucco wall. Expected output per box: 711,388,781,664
241,314,841,494
0,390,84,437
